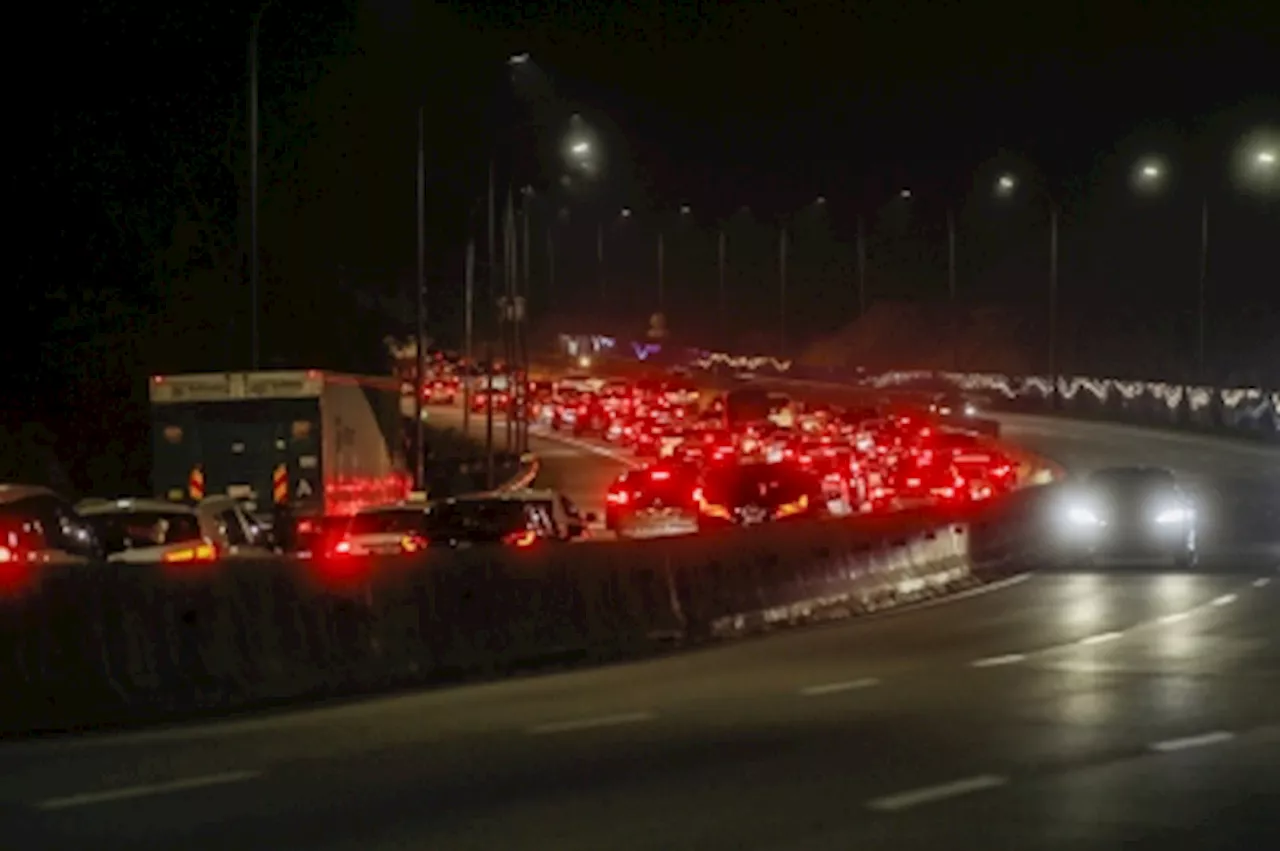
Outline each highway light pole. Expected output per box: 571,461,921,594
1048,205,1059,408
717,228,727,346
247,6,272,371
779,226,788,357
414,105,427,490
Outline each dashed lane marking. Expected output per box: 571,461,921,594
970,653,1026,668
1151,730,1235,753
35,770,262,811
1078,631,1123,646
867,774,1008,812
798,678,880,697
527,711,655,735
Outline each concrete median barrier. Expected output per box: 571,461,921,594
0,504,1024,737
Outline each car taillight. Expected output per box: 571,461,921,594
163,539,219,564
650,469,671,481
606,490,630,505
504,529,538,548
400,533,427,554
329,538,353,557
774,494,809,518
798,454,813,466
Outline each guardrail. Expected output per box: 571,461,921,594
692,359,1279,443
0,507,1019,737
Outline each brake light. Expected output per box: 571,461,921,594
774,494,809,518
0,545,21,564
330,538,353,557
798,454,813,466
650,469,671,481
400,533,427,554
906,477,921,488
606,490,630,505
163,539,219,564
504,529,538,548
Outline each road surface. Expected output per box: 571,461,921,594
4,416,1277,849
427,405,631,521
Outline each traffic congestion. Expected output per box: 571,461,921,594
423,358,1021,542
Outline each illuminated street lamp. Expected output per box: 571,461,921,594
620,207,632,218
996,173,1016,195
899,188,912,199
569,139,590,157
507,52,530,66
680,203,691,215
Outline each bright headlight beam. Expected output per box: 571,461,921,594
1066,506,1101,525
1154,506,1191,524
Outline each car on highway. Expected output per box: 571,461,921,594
1057,465,1198,566
604,461,700,538
323,502,431,558
77,496,272,564
422,490,596,548
0,484,101,568
695,461,823,530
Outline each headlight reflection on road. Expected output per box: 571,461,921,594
1061,574,1107,631
1155,574,1197,607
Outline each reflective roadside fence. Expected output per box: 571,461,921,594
874,371,1280,440
0,507,1029,737
697,358,1280,441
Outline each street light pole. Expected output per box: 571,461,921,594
463,240,474,436
947,207,957,372
596,221,605,309
248,12,263,370
1048,205,1060,408
657,231,665,311
856,214,867,318
1197,198,1208,383
414,105,427,491
717,228,727,346
779,226,788,356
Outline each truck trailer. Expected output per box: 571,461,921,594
149,370,411,527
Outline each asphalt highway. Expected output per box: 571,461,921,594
427,405,632,522
3,416,1278,849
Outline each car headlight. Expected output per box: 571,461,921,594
1154,506,1192,525
963,403,977,416
1066,505,1102,525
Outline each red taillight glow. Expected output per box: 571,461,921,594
0,545,18,564
331,539,353,556
400,533,427,554
504,529,538,548
650,469,671,481
606,490,629,505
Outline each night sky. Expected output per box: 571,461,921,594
7,0,1279,492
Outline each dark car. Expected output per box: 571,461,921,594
605,462,700,538
695,461,822,530
424,490,595,548
1057,466,1197,566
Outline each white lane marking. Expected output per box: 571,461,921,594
867,774,1008,812
527,711,655,735
35,770,261,811
1211,593,1237,606
1159,611,1190,625
799,677,880,697
1253,577,1270,588
1079,631,1123,646
1150,730,1235,753
971,653,1026,668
